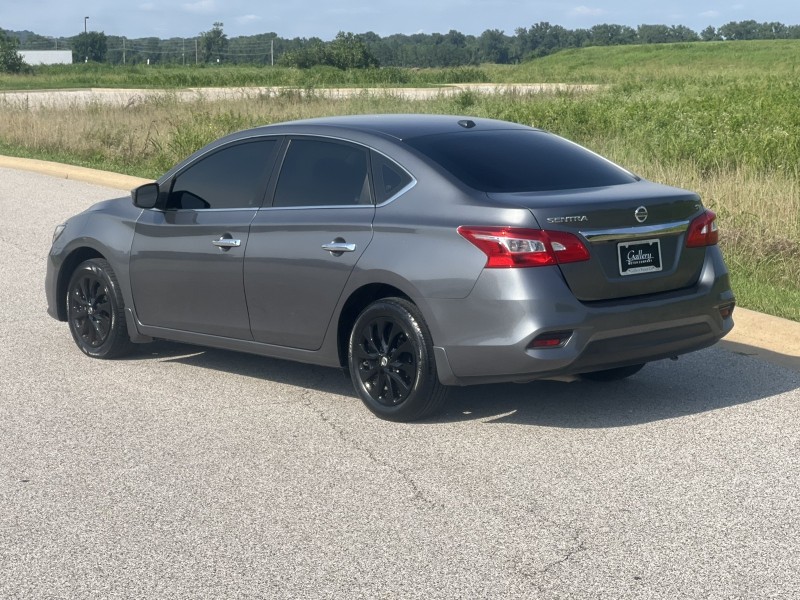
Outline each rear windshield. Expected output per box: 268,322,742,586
405,129,637,192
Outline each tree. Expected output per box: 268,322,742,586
72,31,108,62
670,25,700,42
637,24,672,44
589,24,637,46
0,28,27,73
718,20,761,40
700,26,720,41
199,22,227,63
328,31,379,69
477,29,510,64
517,22,572,58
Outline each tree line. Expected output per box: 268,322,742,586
4,19,800,71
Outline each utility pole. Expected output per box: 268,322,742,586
84,16,89,63
182,38,185,65
123,38,126,64
195,38,198,65
271,38,274,66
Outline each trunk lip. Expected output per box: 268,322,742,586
579,220,690,243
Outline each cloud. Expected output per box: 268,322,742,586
569,6,606,17
700,10,720,18
138,2,156,10
182,0,216,14
236,14,262,25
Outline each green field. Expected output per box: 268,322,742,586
1,40,798,321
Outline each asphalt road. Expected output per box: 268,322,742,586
1,167,798,599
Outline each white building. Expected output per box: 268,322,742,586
19,50,73,65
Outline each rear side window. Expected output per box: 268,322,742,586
273,138,371,207
371,152,413,204
168,139,277,209
405,130,637,193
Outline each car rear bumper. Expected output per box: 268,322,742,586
427,246,734,386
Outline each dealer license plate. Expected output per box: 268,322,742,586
618,239,662,276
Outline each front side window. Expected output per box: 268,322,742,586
273,139,371,207
168,139,277,210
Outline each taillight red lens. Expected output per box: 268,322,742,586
686,210,718,247
457,226,590,268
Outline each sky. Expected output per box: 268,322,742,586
1,0,796,40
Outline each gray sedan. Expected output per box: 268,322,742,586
46,115,735,421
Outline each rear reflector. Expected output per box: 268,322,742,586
457,226,590,268
686,210,719,247
529,331,573,349
718,302,735,319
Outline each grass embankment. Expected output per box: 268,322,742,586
0,40,797,320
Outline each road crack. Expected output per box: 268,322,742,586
513,524,591,591
299,379,440,510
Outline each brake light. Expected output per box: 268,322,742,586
457,226,590,268
686,210,718,247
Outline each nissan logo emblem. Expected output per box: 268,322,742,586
634,206,648,223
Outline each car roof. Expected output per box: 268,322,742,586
158,114,541,185
247,114,537,141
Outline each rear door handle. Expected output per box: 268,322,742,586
321,242,356,253
212,237,241,249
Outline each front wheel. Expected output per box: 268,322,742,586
348,298,448,422
66,258,133,359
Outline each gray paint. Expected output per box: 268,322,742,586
46,115,735,389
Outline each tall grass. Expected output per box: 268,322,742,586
1,40,798,320
0,63,489,91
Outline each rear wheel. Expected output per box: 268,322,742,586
348,298,448,422
66,258,132,359
581,363,646,382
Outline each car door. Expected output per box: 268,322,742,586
130,138,279,339
245,137,375,350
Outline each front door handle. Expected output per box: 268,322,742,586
212,237,241,249
321,242,356,253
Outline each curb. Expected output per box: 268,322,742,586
3,154,799,373
0,155,152,190
720,308,800,372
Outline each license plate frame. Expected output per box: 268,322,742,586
618,238,663,276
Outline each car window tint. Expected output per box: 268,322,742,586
371,152,413,203
405,130,637,193
168,139,277,210
273,139,371,207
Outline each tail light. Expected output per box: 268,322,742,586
686,210,718,247
457,226,590,268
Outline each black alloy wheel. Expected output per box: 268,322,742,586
349,298,448,422
66,258,132,359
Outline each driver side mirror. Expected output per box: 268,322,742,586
131,182,160,209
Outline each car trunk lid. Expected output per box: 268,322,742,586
489,181,708,302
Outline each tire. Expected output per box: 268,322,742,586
580,363,646,382
66,258,133,359
348,297,448,422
